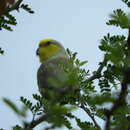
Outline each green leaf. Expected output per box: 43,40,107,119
96,108,106,120
87,94,114,105
5,13,17,25
1,24,12,31
79,60,88,66
122,0,130,7
21,4,34,14
0,48,4,54
106,9,130,28
12,125,23,130
99,34,126,65
75,118,97,130
3,98,20,115
20,96,34,112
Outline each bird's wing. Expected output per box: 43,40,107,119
37,57,70,91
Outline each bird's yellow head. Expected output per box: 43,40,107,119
36,39,63,63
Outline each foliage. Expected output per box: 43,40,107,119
0,0,34,54
0,47,4,54
106,9,130,28
1,0,130,130
122,0,130,7
0,0,34,31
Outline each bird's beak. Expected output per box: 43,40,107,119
36,48,39,56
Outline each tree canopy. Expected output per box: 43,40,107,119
0,0,130,130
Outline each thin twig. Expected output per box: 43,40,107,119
24,114,49,129
88,57,107,81
81,104,101,130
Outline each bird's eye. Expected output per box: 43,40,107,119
46,41,52,46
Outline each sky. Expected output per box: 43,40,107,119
0,0,129,129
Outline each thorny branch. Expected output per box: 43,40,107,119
81,104,101,130
105,28,130,130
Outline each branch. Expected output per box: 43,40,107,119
80,104,101,130
105,28,130,130
88,57,107,81
0,0,23,16
7,0,23,12
23,87,71,129
24,114,49,129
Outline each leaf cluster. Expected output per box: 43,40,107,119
0,0,34,54
0,1,34,32
122,0,130,7
106,9,130,28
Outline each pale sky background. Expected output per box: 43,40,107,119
0,0,129,130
